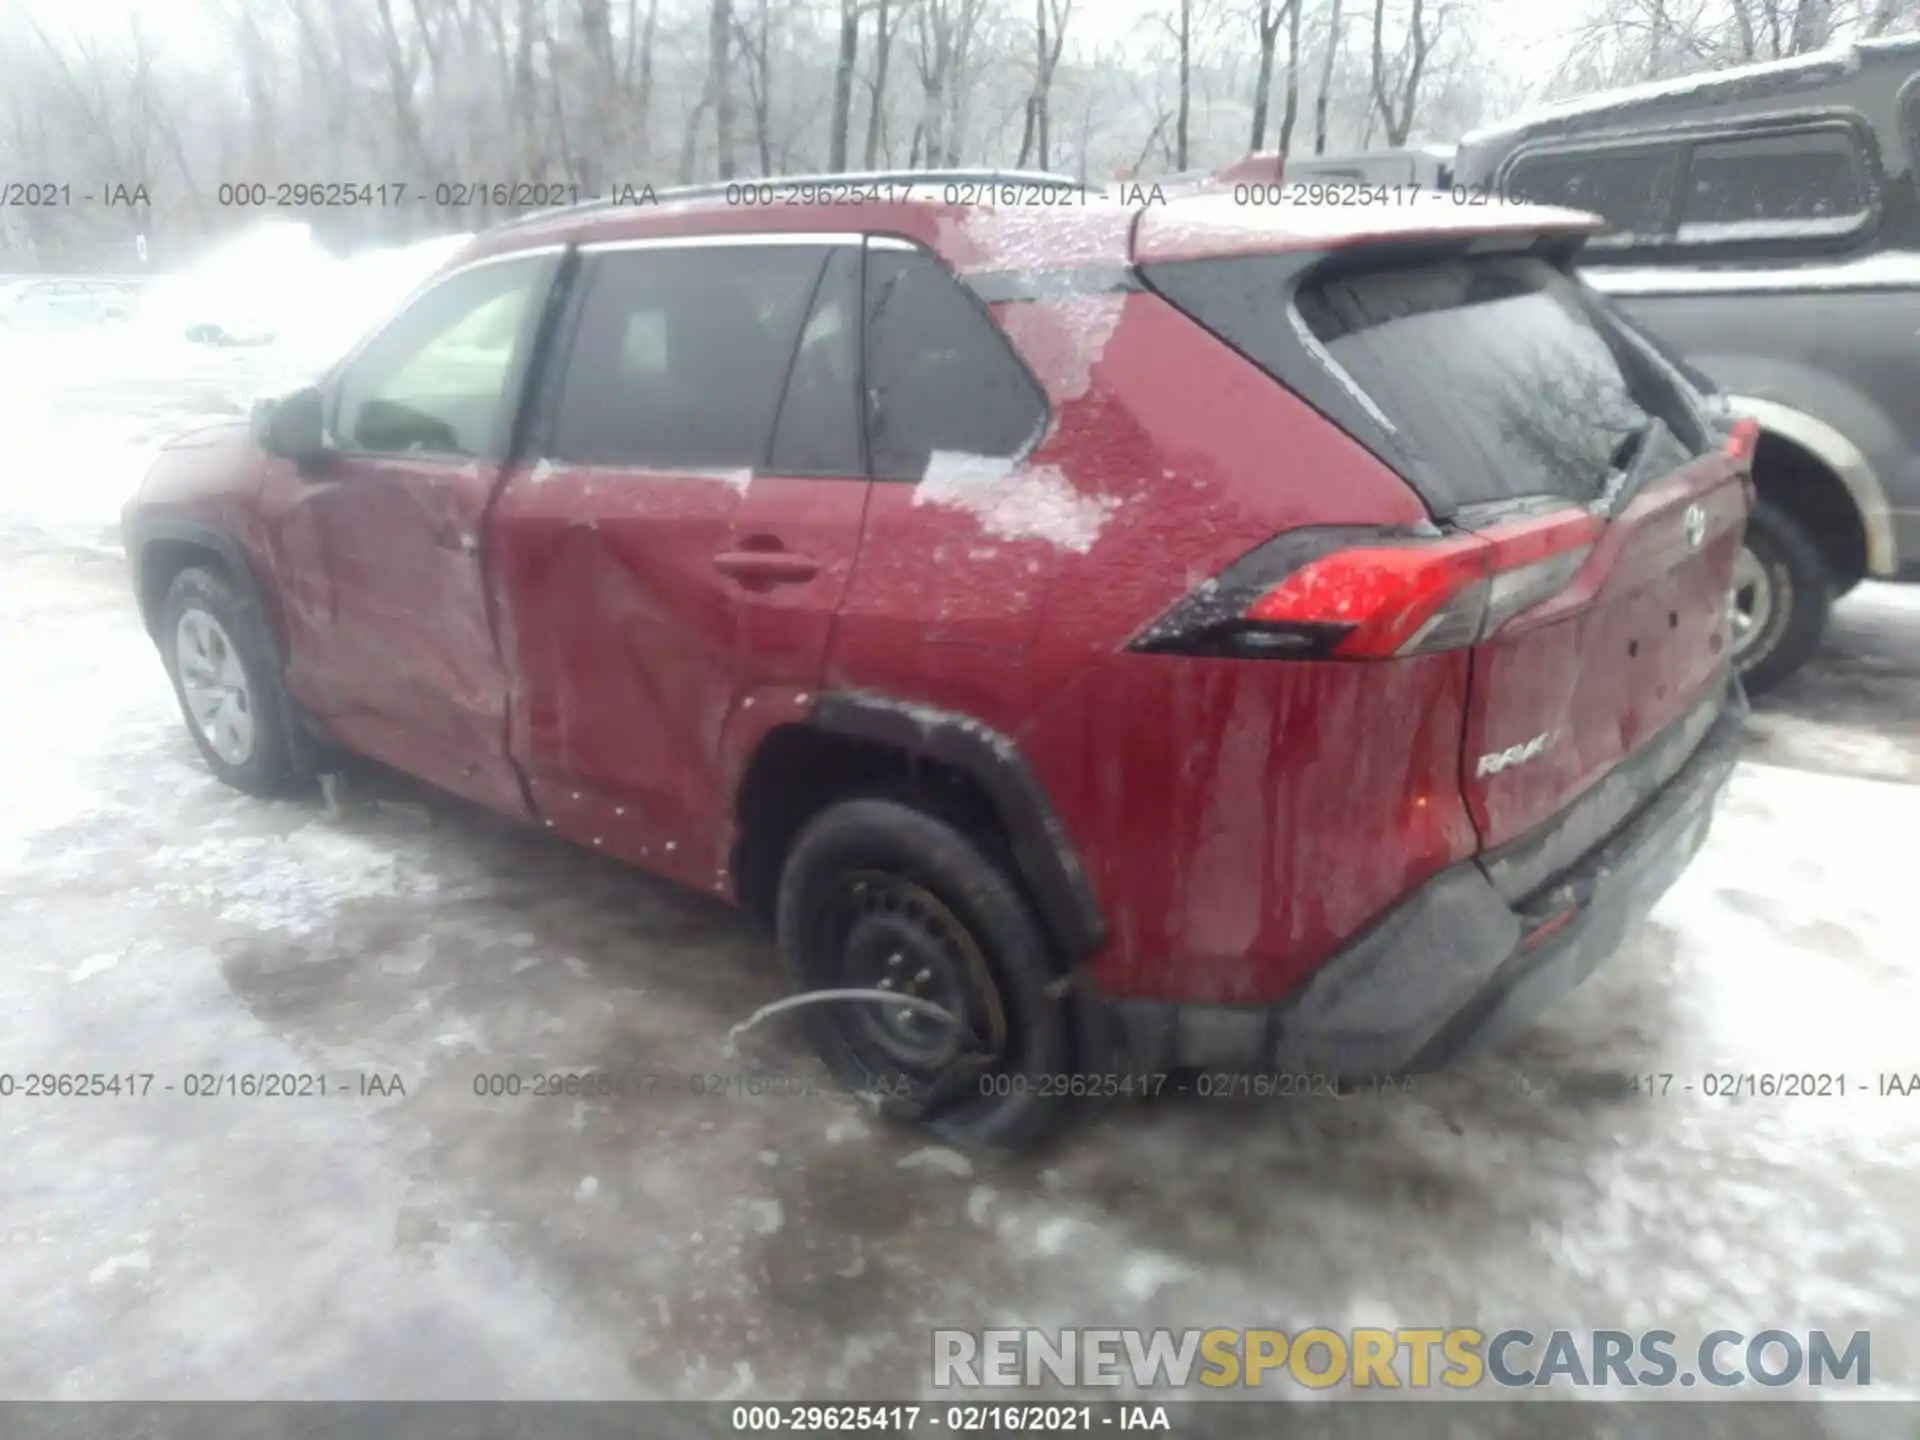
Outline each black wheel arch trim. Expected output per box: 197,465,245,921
809,691,1108,962
129,518,282,655
127,515,314,770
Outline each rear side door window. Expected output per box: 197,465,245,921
1502,145,1681,247
548,244,827,471
1676,126,1872,241
862,245,1047,482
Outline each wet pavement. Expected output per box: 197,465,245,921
1,522,1917,1401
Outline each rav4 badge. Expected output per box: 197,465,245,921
1476,732,1554,778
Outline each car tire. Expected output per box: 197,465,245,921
1732,499,1832,696
775,798,1074,1151
160,565,301,797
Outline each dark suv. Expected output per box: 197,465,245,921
1454,35,1920,692
122,173,1751,1147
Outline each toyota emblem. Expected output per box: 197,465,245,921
1683,503,1707,550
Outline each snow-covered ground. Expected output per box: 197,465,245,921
0,315,1916,1403
0,222,469,546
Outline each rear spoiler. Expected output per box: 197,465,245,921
1133,195,1604,267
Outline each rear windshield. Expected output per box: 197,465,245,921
1297,256,1699,507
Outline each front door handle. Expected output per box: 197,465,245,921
713,549,821,585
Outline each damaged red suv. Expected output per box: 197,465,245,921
124,171,1753,1147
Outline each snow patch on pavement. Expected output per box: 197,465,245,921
148,826,444,937
86,1249,152,1286
897,1145,974,1179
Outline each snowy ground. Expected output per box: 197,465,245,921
0,313,1916,1405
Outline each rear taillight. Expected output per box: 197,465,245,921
1132,513,1599,661
1243,537,1490,658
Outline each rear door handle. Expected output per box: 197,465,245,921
713,550,821,585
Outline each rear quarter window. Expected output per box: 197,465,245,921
863,247,1048,482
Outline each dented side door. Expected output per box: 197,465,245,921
489,237,846,889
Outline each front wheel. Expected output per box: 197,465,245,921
775,798,1074,1151
160,566,301,796
1730,499,1832,696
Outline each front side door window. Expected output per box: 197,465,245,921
330,255,553,460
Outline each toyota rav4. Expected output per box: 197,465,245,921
123,171,1753,1148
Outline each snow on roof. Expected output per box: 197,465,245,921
1460,43,1866,151
1853,31,1920,53
1582,250,1920,296
1134,192,1602,263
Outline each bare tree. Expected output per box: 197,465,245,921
1369,0,1436,146
709,0,738,178
1864,0,1904,34
830,0,861,168
910,0,953,165
735,0,776,173
1017,0,1071,168
908,0,987,167
1314,0,1343,153
626,0,662,168
864,0,908,166
1279,0,1302,152
1250,0,1288,149
1171,0,1193,168
374,0,440,184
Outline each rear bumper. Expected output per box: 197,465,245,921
1087,677,1748,1077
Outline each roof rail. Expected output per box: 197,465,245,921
485,167,1089,236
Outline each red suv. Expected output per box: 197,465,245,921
123,171,1753,1148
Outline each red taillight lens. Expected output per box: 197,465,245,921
1133,513,1598,662
1725,417,1759,465
1477,508,1604,639
1245,538,1493,657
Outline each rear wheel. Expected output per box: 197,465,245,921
161,566,300,796
1731,499,1832,695
775,798,1073,1151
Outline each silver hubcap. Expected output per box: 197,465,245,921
1728,544,1774,665
175,609,255,766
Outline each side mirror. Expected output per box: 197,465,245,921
260,386,328,463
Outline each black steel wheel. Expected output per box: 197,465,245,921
776,798,1073,1150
